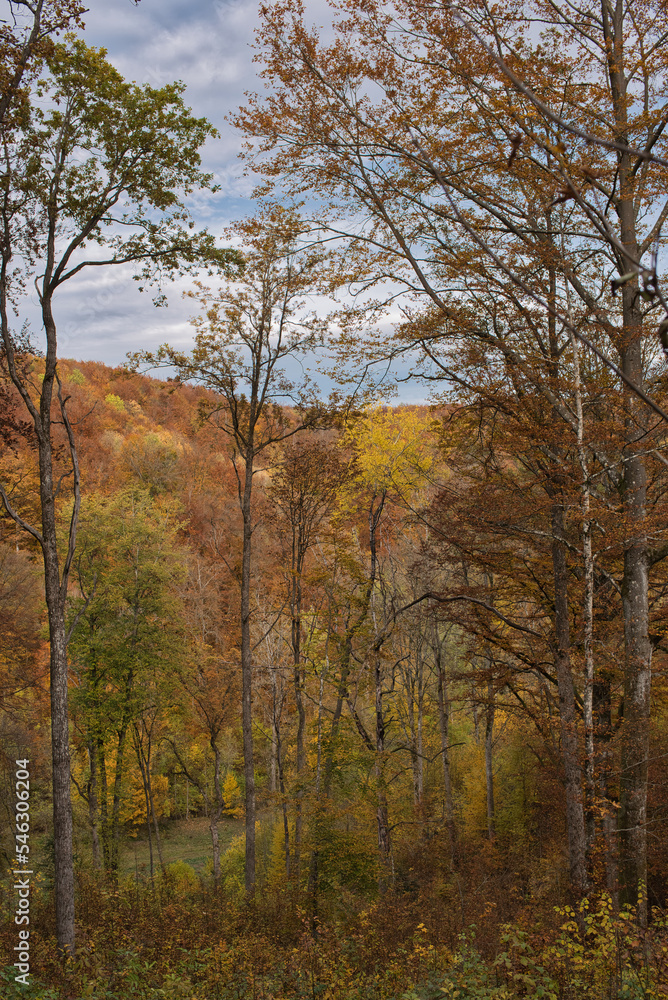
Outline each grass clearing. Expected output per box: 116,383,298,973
120,815,243,875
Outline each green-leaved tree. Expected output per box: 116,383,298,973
0,36,240,953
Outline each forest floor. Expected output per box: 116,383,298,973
119,816,241,877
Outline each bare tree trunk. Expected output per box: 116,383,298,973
375,647,391,887
133,723,164,874
143,781,154,879
311,579,373,919
567,327,597,863
369,494,392,890
308,600,331,930
435,634,456,863
87,741,101,869
484,673,495,842
240,449,256,894
601,2,651,926
0,123,80,960
98,738,109,870
43,466,76,955
276,724,290,878
270,665,290,877
404,648,425,813
617,313,650,923
594,676,618,899
416,653,424,810
291,548,305,875
111,717,129,875
269,719,277,794
551,502,587,899
471,688,479,743
406,675,420,809
146,768,164,872
210,741,224,882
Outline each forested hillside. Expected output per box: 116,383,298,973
2,355,668,997
3,0,668,996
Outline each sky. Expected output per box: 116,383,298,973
51,0,280,366
18,0,428,402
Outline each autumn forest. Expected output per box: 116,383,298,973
2,0,668,996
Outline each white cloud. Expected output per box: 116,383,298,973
26,0,416,401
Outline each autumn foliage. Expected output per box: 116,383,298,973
3,0,668,995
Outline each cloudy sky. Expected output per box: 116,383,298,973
49,0,280,366
18,0,425,401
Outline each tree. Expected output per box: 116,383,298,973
68,488,187,877
169,555,238,881
0,36,239,952
267,438,346,875
0,0,84,127
131,209,332,893
341,407,435,882
235,0,668,917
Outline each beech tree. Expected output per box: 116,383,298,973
0,37,239,953
235,0,668,918
131,210,332,893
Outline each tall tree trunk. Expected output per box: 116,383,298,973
566,327,597,864
111,717,129,875
276,720,290,878
133,723,164,874
270,666,290,876
146,767,164,872
375,647,391,889
484,673,495,842
291,551,305,877
210,741,224,882
269,719,277,794
602,0,651,926
551,502,587,899
416,653,424,812
2,256,78,956
311,582,373,917
42,451,76,955
98,737,109,871
618,324,650,922
87,741,101,870
594,675,618,898
435,635,456,864
240,449,256,894
142,782,154,879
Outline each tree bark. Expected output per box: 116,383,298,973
484,672,495,842
594,675,618,898
87,741,101,870
240,446,256,894
40,343,76,955
374,645,391,889
435,634,456,863
210,741,224,882
98,737,109,871
291,544,305,876
601,0,651,925
111,712,130,875
618,328,651,922
551,502,587,899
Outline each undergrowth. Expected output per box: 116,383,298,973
1,874,667,999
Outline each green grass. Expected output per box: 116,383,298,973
120,815,243,876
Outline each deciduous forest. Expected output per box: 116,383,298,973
2,0,668,996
